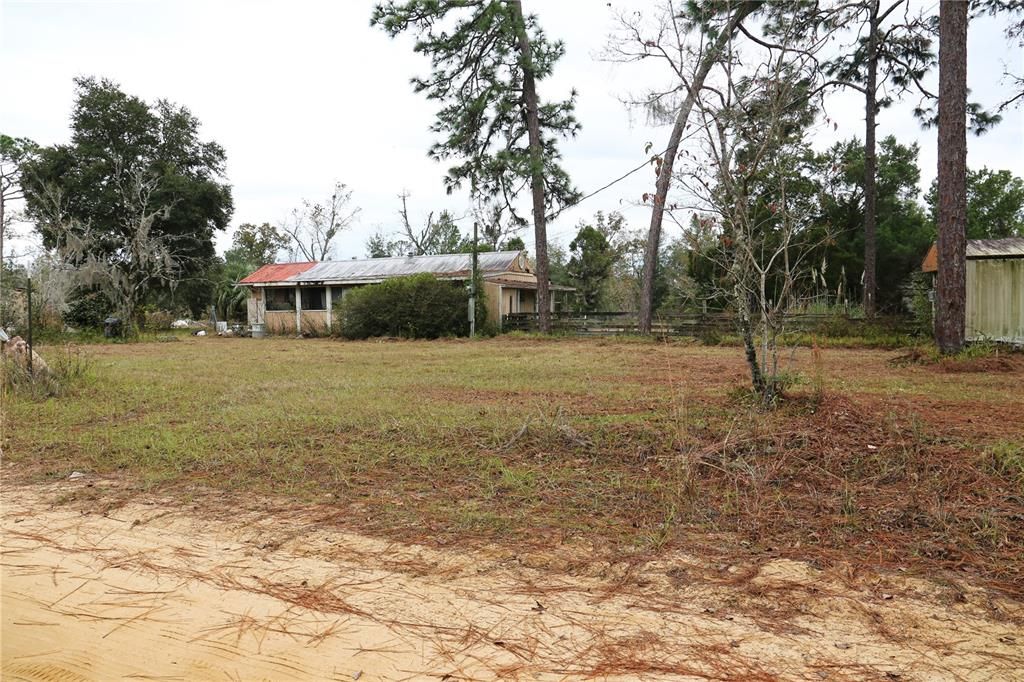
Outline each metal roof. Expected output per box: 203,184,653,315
239,262,317,284
485,276,575,291
967,238,1024,259
922,238,1024,272
244,251,529,285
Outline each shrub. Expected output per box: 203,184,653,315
62,290,111,330
902,271,933,335
335,274,475,340
142,308,177,332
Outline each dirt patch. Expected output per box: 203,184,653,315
938,355,1024,373
3,481,1024,681
888,347,1024,374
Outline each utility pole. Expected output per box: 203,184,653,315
469,221,478,337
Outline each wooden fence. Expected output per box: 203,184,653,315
501,311,914,337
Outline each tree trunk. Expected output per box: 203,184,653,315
0,193,5,302
935,0,968,354
511,0,552,333
638,3,755,334
739,302,766,398
863,1,880,317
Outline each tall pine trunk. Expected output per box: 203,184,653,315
935,0,968,354
511,0,552,333
863,1,879,317
0,192,5,299
638,4,755,334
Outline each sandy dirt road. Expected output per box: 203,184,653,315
2,480,1022,681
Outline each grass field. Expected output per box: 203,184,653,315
5,336,1023,593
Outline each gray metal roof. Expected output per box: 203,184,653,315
967,238,1024,259
288,251,527,284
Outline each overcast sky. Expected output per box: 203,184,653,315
2,0,1022,262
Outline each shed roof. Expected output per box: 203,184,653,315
921,238,1024,273
967,238,1024,259
243,251,529,285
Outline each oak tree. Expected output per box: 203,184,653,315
228,222,288,267
22,77,233,314
567,224,616,313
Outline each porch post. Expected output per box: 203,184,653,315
325,286,333,328
295,285,302,333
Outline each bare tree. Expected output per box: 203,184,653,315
607,1,759,334
678,25,832,405
1,135,37,297
35,169,180,333
394,191,464,256
473,197,522,250
279,182,360,261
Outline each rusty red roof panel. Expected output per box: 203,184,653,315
921,244,938,273
921,238,1024,273
240,262,317,284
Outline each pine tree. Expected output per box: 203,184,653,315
935,0,968,353
372,1,580,332
822,1,935,317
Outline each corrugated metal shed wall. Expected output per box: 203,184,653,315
967,258,1024,343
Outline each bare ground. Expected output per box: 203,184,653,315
3,479,1022,682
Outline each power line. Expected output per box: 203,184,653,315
546,151,659,223
543,124,709,241
451,124,708,243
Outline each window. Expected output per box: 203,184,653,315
301,287,326,311
265,288,295,311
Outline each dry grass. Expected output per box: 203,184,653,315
6,336,1023,594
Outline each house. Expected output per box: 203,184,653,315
239,250,573,334
921,237,1024,344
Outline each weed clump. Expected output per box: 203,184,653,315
889,341,1022,372
2,344,95,399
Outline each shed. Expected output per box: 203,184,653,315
921,238,1024,344
240,250,572,335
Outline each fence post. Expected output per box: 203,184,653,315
26,277,33,377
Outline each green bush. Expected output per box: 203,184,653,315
334,274,479,340
902,271,934,335
62,290,111,330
